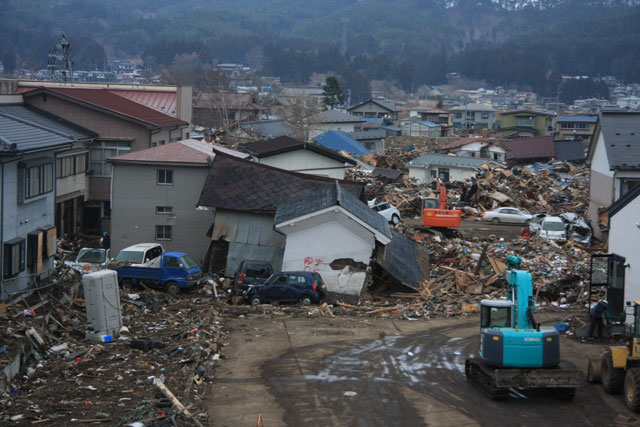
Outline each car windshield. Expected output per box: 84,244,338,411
180,255,198,269
113,251,144,263
246,264,271,277
76,249,106,263
543,221,565,231
264,274,287,286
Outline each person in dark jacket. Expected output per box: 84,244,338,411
588,300,608,339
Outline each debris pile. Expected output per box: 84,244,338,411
1,274,226,426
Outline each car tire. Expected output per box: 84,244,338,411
250,296,262,306
491,218,500,225
300,296,313,305
121,278,134,290
166,281,179,295
391,214,400,225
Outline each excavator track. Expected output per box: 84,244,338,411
465,359,509,400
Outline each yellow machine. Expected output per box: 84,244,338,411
588,301,640,412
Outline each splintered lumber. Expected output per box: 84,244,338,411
487,257,507,275
155,380,204,427
367,305,400,315
336,301,361,310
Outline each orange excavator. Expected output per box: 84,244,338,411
422,179,462,228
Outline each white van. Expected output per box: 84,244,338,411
112,243,164,266
537,216,567,242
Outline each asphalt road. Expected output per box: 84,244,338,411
208,313,640,427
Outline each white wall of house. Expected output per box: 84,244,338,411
409,165,476,184
453,142,506,162
308,122,359,139
588,134,615,240
256,150,347,179
401,122,440,137
609,195,640,311
277,210,376,296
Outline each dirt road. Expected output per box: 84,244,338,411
208,312,640,427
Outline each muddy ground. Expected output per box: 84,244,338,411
208,311,640,427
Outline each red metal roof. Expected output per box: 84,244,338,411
503,136,555,159
24,87,186,128
111,90,177,117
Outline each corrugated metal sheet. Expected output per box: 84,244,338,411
113,90,177,118
554,140,585,161
503,136,555,160
212,209,285,247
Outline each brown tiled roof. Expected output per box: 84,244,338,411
22,87,186,128
503,136,555,159
197,149,364,213
241,136,356,165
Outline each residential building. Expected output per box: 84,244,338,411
408,108,454,135
554,114,599,146
0,102,97,237
240,136,356,180
108,140,248,265
607,185,640,307
616,95,640,110
192,92,265,128
274,183,392,296
313,131,370,158
19,86,189,234
503,136,556,162
497,109,554,138
196,151,365,277
0,97,85,300
587,111,640,241
348,129,386,154
277,87,324,108
307,110,365,139
231,120,296,141
348,99,401,122
408,153,504,184
440,137,506,162
401,120,442,137
450,104,496,129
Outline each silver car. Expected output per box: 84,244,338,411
371,202,401,225
479,207,532,224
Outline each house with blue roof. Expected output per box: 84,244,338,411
408,153,505,184
401,120,441,137
313,130,370,157
0,97,95,301
554,114,599,146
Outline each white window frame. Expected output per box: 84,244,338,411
90,141,131,177
157,169,174,185
25,163,53,199
156,206,174,215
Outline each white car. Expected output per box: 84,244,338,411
111,243,164,265
479,207,532,224
536,216,567,242
68,248,110,274
370,202,401,225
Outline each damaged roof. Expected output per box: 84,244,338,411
240,136,356,165
274,182,392,240
314,131,370,157
197,149,364,213
408,153,503,169
378,231,430,290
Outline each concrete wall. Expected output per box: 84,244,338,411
278,211,374,296
111,163,213,265
256,150,347,179
1,154,56,301
608,195,640,312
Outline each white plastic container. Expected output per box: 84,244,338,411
82,269,122,342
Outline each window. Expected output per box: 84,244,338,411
155,225,172,240
481,113,490,119
157,169,173,185
455,112,462,118
164,257,180,268
288,275,307,287
56,154,88,178
185,132,190,139
90,141,131,177
437,168,450,182
25,164,53,199
156,206,173,215
3,238,25,278
430,170,437,178
158,140,166,146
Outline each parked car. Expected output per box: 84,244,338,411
370,201,401,224
113,251,203,294
244,271,327,305
68,248,110,274
532,215,567,242
233,260,274,295
479,207,532,224
111,243,164,266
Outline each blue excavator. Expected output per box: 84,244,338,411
465,256,579,400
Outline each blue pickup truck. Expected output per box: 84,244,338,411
113,251,203,294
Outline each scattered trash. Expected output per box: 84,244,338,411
343,391,358,397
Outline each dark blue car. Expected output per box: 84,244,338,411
244,271,327,305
